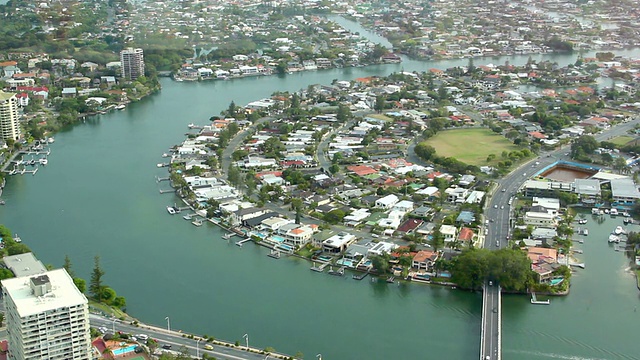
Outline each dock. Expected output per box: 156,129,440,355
156,176,170,182
235,238,251,247
159,189,176,194
352,270,369,280
268,250,281,259
192,218,203,227
530,293,550,305
328,266,345,276
569,262,585,269
310,262,326,272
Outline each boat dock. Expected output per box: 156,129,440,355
235,238,251,247
569,262,585,269
530,293,550,305
192,218,203,227
156,176,170,182
268,250,281,259
352,270,369,280
328,266,345,276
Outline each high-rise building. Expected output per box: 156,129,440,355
2,268,92,360
120,47,145,80
0,90,21,141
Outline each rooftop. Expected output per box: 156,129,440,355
3,252,47,277
1,268,87,318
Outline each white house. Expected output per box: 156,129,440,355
322,232,356,253
440,225,457,243
375,194,399,209
523,211,557,227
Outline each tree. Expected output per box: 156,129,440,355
90,255,105,301
324,209,345,224
63,254,75,278
73,278,86,293
371,254,390,274
430,227,445,251
374,95,385,113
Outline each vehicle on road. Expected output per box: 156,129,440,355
489,281,493,286
493,205,498,208
501,188,506,192
162,344,172,350
496,241,499,247
204,344,214,350
500,205,504,209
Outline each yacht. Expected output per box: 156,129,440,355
608,234,620,243
38,158,48,165
613,226,625,235
167,206,176,215
47,137,55,143
610,208,619,216
115,104,126,110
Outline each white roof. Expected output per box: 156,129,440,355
532,197,560,210
2,268,87,318
440,225,457,235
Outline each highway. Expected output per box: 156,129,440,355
480,116,640,360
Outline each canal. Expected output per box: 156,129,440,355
1,17,640,360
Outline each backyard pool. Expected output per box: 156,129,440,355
112,345,137,356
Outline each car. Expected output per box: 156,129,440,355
490,219,494,222
500,206,504,209
137,334,149,341
494,205,498,208
501,188,506,192
492,308,498,313
162,344,172,350
372,234,379,238
488,281,493,286
204,344,214,350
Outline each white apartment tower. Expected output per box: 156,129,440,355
0,90,21,141
120,47,145,80
1,269,92,360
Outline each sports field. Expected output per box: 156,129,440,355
609,135,634,147
424,128,519,166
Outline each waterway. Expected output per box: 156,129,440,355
1,17,640,360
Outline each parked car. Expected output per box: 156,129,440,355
162,344,172,350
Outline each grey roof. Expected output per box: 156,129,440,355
3,253,47,277
574,178,601,196
611,178,640,199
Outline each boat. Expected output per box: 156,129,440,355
47,137,55,144
604,209,610,214
623,212,631,217
115,104,126,110
162,153,170,158
578,219,587,224
610,208,619,216
581,229,588,236
530,293,550,305
613,226,624,235
38,158,48,165
608,234,620,243
591,208,600,215
192,218,203,227
0,200,5,205
187,123,196,129
167,206,176,215
623,218,632,225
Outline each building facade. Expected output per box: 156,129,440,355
0,90,21,141
120,48,145,80
2,269,92,360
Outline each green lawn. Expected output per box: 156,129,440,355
610,136,634,147
366,113,393,121
424,129,519,166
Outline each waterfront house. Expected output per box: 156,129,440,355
367,241,398,257
277,223,314,247
230,207,268,226
322,232,356,254
412,250,438,270
260,217,292,232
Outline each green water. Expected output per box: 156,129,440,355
1,19,640,358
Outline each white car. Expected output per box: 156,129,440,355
494,205,498,208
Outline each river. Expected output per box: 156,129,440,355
1,17,640,360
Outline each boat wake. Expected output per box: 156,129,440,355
505,350,621,360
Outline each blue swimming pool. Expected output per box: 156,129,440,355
271,235,285,243
337,259,353,267
113,345,137,356
277,243,293,251
318,255,332,262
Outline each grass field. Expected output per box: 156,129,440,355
366,113,393,121
610,136,634,147
424,128,520,166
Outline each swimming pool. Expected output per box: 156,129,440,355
277,243,293,251
271,235,285,243
337,259,354,267
317,255,332,262
112,345,137,356
550,278,564,286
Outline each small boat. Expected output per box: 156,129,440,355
623,218,632,225
38,158,48,165
162,153,170,158
115,104,126,110
623,212,631,217
167,206,176,215
13,234,22,243
47,137,55,143
582,229,588,236
591,208,599,215
604,209,610,214
187,123,196,129
613,226,624,235
577,219,587,224
608,234,620,243
0,200,5,205
610,208,619,216
328,267,345,276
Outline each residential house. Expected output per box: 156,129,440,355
440,225,457,243
412,250,438,270
523,211,557,227
277,224,314,247
322,232,356,253
375,194,399,209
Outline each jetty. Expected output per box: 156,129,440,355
310,262,327,272
159,189,176,194
268,250,281,259
530,293,550,305
192,218,203,227
156,176,170,182
328,266,345,276
235,238,251,247
569,262,585,269
386,276,396,283
352,270,369,280
223,232,237,240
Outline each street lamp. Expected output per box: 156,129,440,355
243,333,249,349
111,318,117,334
196,338,201,359
165,316,171,333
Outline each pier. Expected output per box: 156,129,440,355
156,176,171,182
352,270,369,280
159,189,176,194
235,238,251,247
569,262,585,269
530,293,550,305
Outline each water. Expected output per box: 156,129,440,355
1,17,640,360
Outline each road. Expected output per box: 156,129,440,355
480,116,640,360
220,117,275,181
89,315,277,360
